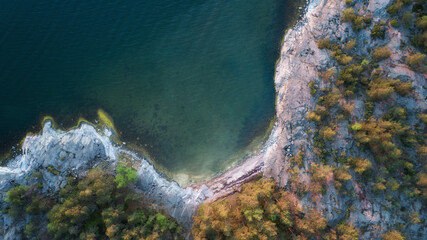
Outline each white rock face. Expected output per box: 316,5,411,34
0,121,209,239
0,121,114,193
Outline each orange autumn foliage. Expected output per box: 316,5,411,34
192,178,332,240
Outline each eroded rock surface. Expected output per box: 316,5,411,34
0,121,209,239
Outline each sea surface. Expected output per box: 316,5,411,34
0,0,299,179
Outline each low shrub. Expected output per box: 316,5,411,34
319,69,336,82
415,16,427,30
352,16,366,31
394,82,413,96
391,19,400,28
114,163,138,188
341,8,356,22
319,126,336,141
318,38,331,49
336,64,363,93
382,230,405,240
309,80,318,96
367,78,398,100
407,52,426,68
320,88,342,108
5,185,28,205
344,39,357,51
307,111,321,122
372,46,392,61
351,123,362,131
348,157,372,174
371,23,385,38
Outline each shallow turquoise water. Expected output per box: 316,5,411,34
0,0,298,178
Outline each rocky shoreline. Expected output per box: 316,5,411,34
0,121,209,238
189,0,426,238
1,0,426,238
0,0,324,236
0,0,312,230
191,0,331,202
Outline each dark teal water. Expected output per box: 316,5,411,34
0,0,298,178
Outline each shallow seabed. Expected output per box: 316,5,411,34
0,0,301,179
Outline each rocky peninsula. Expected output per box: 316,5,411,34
1,0,426,239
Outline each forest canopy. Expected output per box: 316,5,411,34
192,177,359,240
4,166,182,240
